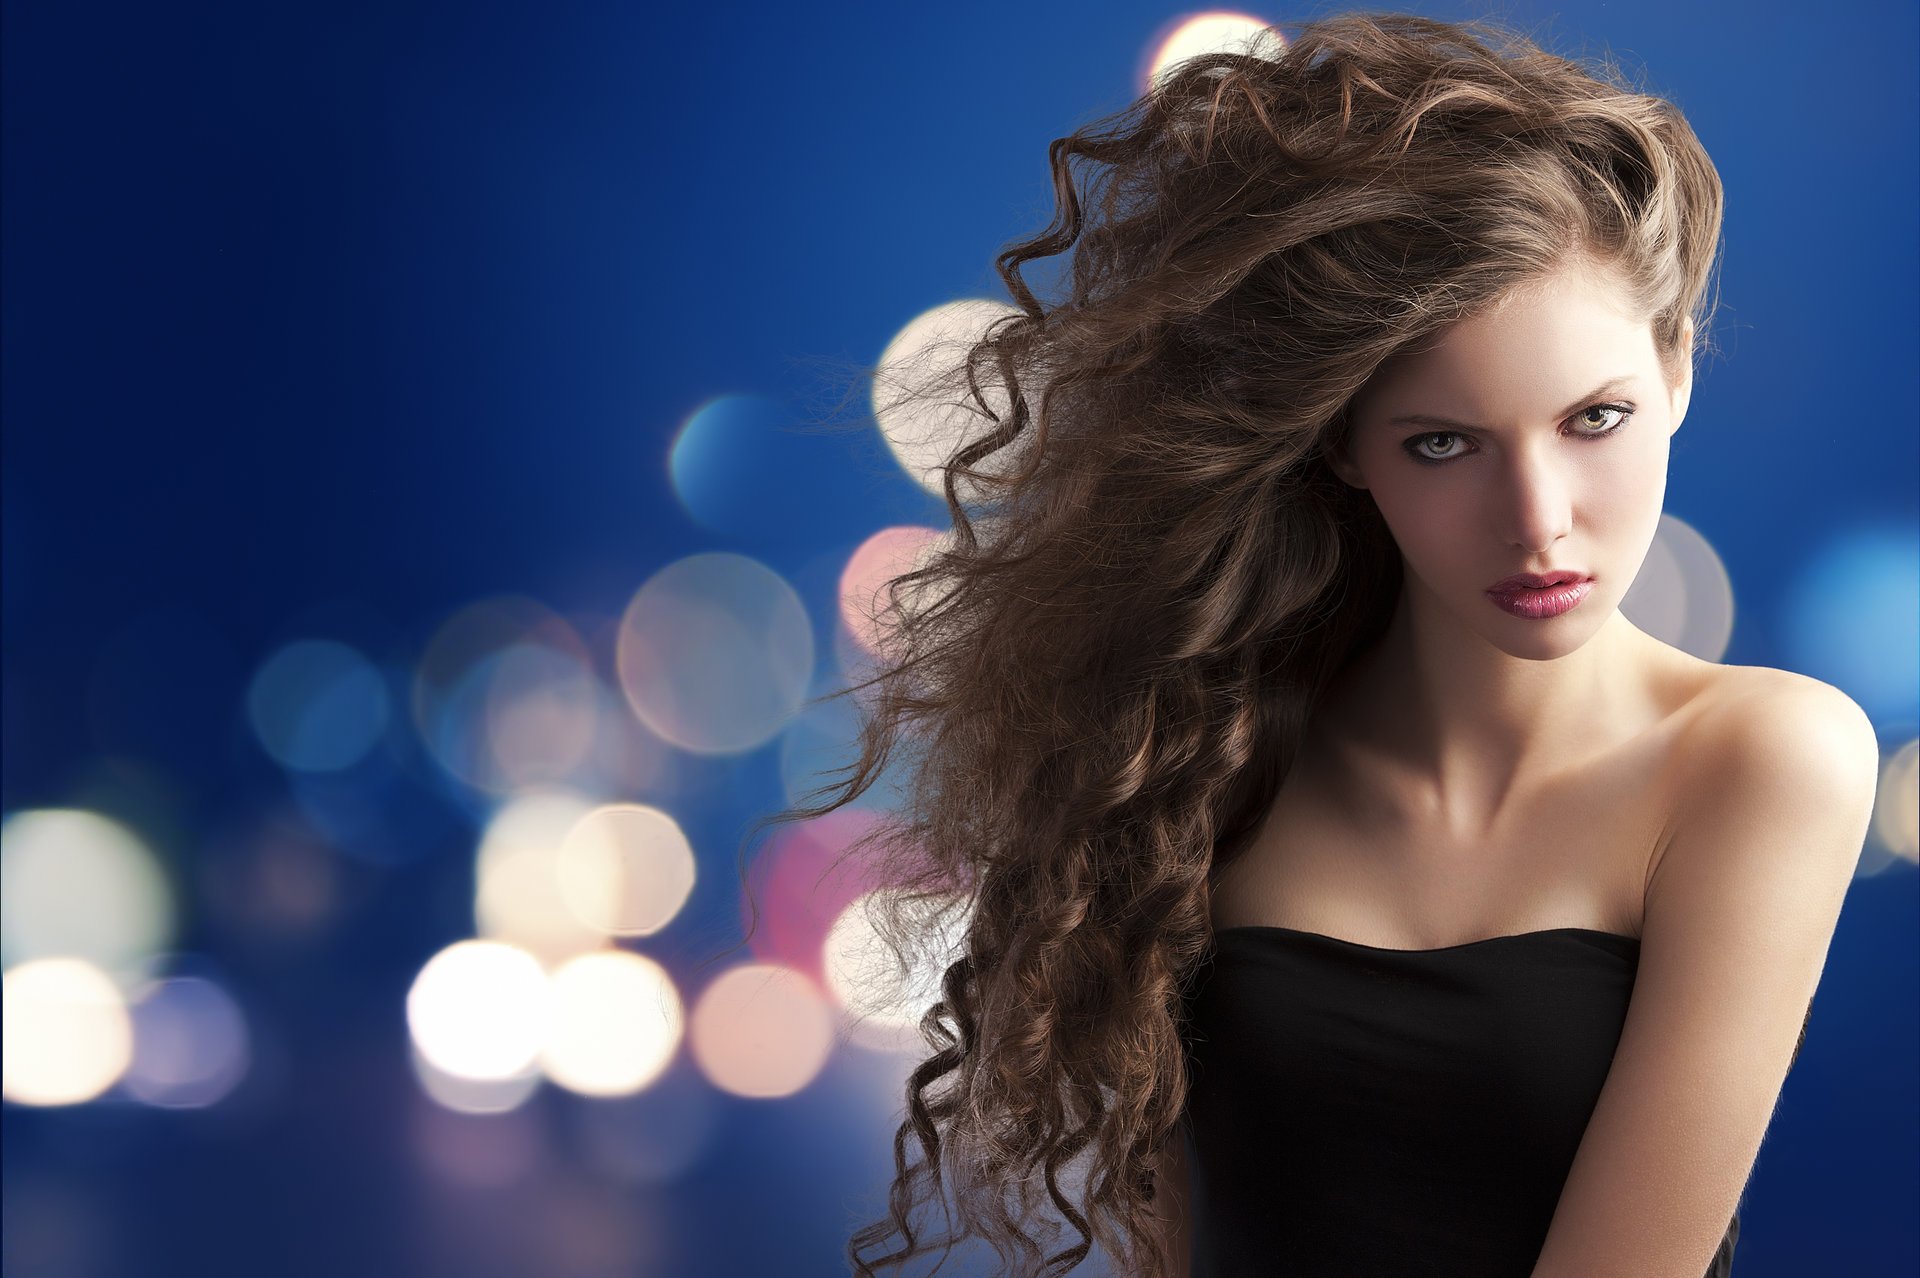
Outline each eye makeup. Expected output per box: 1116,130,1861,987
1400,402,1637,466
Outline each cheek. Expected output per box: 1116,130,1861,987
1365,474,1470,565
1588,439,1670,525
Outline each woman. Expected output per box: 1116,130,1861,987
743,11,1879,1276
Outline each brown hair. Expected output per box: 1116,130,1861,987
719,10,1724,1276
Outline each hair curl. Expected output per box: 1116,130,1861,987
714,10,1725,1276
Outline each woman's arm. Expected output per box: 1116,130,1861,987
1530,673,1879,1277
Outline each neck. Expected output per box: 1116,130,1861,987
1314,579,1656,829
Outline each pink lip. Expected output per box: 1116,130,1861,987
1488,570,1589,592
1486,577,1593,619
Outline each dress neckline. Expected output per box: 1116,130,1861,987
1212,923,1642,956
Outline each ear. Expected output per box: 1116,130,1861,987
1669,315,1695,435
1323,415,1370,488
1324,440,1368,489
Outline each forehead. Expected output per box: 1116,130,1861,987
1364,264,1656,412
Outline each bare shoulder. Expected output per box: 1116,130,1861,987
1650,663,1880,882
1684,664,1877,767
1532,663,1879,1274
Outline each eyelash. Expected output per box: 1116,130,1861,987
1402,403,1637,466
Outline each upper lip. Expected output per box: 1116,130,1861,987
1487,569,1591,592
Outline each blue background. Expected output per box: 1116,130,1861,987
4,1,1915,1275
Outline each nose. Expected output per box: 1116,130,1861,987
1496,439,1574,554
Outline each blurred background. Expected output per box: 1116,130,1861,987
2,1,1914,1275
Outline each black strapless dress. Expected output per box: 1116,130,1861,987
1179,925,1810,1277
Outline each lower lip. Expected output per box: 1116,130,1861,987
1486,579,1593,619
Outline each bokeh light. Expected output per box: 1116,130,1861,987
871,298,1026,501
122,973,251,1108
252,685,470,870
483,629,602,790
2,957,135,1106
1780,524,1920,724
838,525,945,660
406,940,553,1081
688,963,834,1098
553,803,697,938
409,1041,544,1116
474,789,609,967
615,552,814,756
0,807,175,988
1619,512,1737,661
667,394,850,541
1865,737,1920,874
742,808,889,986
539,949,684,1097
823,887,974,1053
413,596,602,796
247,638,392,772
572,671,684,797
1141,11,1287,94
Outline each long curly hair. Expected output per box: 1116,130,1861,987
722,10,1725,1277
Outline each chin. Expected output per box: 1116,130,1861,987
1485,627,1597,661
1475,602,1611,660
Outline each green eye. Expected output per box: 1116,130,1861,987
1574,404,1632,434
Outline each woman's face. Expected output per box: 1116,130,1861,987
1333,260,1694,659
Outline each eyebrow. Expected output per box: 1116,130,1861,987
1385,376,1640,432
